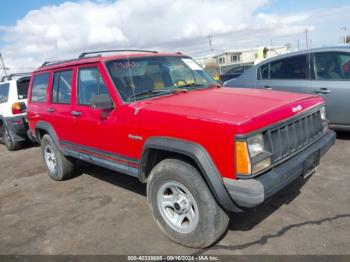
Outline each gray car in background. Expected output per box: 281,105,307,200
224,46,350,130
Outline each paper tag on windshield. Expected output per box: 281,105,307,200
182,58,203,71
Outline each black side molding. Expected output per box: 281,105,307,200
140,137,242,212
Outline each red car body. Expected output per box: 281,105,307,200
27,52,335,212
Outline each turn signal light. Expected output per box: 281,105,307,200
11,102,27,115
235,141,251,175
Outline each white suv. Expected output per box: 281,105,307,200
0,74,31,151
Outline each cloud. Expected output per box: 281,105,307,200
0,0,326,73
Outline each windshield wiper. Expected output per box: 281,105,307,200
127,88,188,101
179,83,222,89
179,83,207,89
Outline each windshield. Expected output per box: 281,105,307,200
106,56,216,101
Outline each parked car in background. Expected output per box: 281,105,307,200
224,46,350,131
220,64,253,83
27,50,335,248
0,74,32,151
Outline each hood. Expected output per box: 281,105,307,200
138,87,322,127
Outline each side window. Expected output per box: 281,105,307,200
259,64,269,79
52,70,73,104
270,55,307,80
78,67,109,105
31,73,50,103
0,83,10,104
17,79,30,100
315,52,350,80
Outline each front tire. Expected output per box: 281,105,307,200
147,159,229,248
41,134,75,181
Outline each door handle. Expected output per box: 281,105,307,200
71,110,82,117
47,108,55,113
313,88,330,95
263,85,272,90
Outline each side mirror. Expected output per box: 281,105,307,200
91,94,114,110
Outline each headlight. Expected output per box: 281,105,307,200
320,106,329,132
235,133,272,176
247,134,265,158
320,106,326,121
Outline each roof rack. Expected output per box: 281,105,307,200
78,49,158,59
40,55,101,68
40,49,159,69
1,73,31,82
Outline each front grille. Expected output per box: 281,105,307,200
269,110,323,163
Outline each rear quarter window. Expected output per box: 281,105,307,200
0,83,10,104
31,73,50,103
17,79,30,100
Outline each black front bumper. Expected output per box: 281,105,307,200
224,130,336,208
5,115,30,142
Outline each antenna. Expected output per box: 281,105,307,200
0,53,9,77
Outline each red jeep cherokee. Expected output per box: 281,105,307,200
27,50,335,248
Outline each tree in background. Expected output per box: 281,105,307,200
346,36,350,44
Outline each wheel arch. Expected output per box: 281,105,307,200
35,121,61,149
140,137,242,212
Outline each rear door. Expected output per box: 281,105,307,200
311,52,350,126
47,68,76,143
256,54,312,93
27,73,51,132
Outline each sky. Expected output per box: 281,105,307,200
0,0,349,74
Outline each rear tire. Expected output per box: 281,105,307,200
2,125,21,151
147,159,229,248
41,134,75,181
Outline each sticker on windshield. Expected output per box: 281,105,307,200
182,58,203,71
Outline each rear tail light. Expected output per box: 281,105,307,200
11,102,27,115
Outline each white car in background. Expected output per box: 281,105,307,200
0,74,32,151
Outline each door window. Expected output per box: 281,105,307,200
259,64,269,79
0,83,9,103
31,73,50,103
52,70,73,104
270,55,307,80
314,52,350,80
78,67,109,105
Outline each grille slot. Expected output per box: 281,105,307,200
269,111,323,163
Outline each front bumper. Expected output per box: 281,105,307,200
5,115,29,142
224,130,336,208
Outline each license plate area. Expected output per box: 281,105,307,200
303,150,320,178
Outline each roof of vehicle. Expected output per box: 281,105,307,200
257,45,350,65
0,73,31,83
34,50,187,73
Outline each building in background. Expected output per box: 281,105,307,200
195,45,289,81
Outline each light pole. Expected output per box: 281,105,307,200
0,53,8,77
305,29,309,49
340,26,347,44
